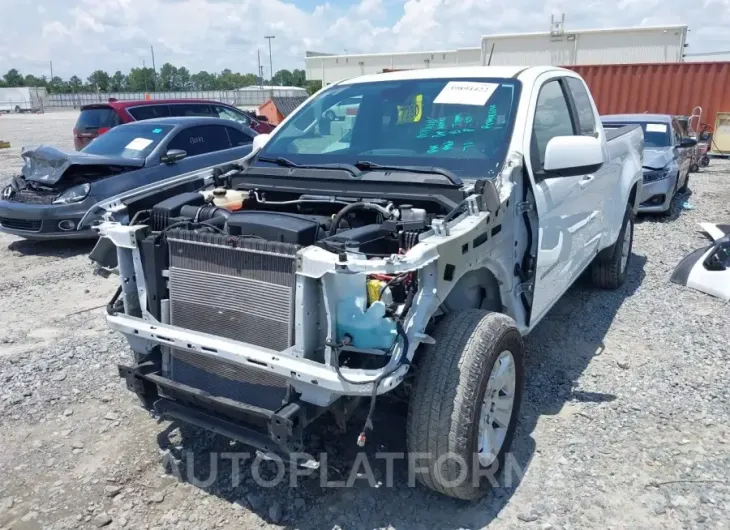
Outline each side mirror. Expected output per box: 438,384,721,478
543,136,604,177
680,137,697,148
161,149,187,164
252,133,270,152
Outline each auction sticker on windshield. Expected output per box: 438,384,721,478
125,138,154,151
646,123,668,133
434,82,499,106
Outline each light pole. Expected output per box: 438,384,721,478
265,35,275,84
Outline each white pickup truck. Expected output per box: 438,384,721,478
87,66,643,500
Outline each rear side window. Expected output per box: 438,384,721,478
168,104,215,117
566,78,596,136
128,105,170,121
75,107,120,131
167,125,232,157
532,79,575,171
225,127,254,147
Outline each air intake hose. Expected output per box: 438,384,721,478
179,204,231,223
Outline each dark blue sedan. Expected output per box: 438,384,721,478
0,117,256,240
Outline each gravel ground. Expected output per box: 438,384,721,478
1,111,729,530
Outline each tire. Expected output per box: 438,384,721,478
590,206,633,289
14,105,21,114
689,163,699,173
700,155,710,168
406,310,525,500
678,172,690,193
324,110,336,121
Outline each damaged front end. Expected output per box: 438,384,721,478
90,160,517,459
0,146,141,238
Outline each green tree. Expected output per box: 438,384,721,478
305,80,322,96
23,74,46,87
158,62,179,90
3,69,24,87
191,70,216,90
48,76,68,93
216,69,238,90
177,66,191,89
291,69,306,87
271,69,294,87
68,75,83,92
87,70,111,91
110,71,127,91
127,67,155,92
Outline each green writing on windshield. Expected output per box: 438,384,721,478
481,105,497,130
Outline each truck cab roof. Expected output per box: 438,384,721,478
337,66,577,85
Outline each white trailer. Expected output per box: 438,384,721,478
0,87,48,113
481,24,688,67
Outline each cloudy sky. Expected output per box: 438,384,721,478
1,0,729,79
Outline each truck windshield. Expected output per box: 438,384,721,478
603,121,672,148
255,77,521,180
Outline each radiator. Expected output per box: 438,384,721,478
164,230,298,410
167,230,298,351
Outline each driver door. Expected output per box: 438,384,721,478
525,76,603,323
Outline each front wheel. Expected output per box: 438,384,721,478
14,105,21,114
590,206,634,289
406,310,525,500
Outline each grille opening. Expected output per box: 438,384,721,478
247,358,268,368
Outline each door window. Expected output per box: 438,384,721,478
212,105,251,126
167,125,232,157
565,78,596,136
532,79,576,172
225,126,254,147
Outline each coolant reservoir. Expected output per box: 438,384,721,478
201,188,247,211
334,274,397,350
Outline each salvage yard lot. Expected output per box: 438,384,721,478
1,111,729,530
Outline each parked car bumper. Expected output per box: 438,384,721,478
0,198,97,240
638,173,677,213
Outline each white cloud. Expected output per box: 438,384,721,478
1,0,729,79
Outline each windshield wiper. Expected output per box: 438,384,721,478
256,156,360,176
354,161,459,182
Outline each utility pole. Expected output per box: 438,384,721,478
265,35,275,84
143,60,148,92
257,49,263,88
150,45,157,91
49,61,53,81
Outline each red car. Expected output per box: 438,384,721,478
73,99,275,150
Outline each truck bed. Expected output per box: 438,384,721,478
604,123,642,142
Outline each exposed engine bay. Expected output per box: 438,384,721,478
90,160,513,454
127,183,439,356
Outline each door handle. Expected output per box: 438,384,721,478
579,175,595,188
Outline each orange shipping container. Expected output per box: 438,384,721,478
568,62,730,132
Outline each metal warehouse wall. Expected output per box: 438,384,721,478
481,26,687,66
305,48,482,85
569,62,730,130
